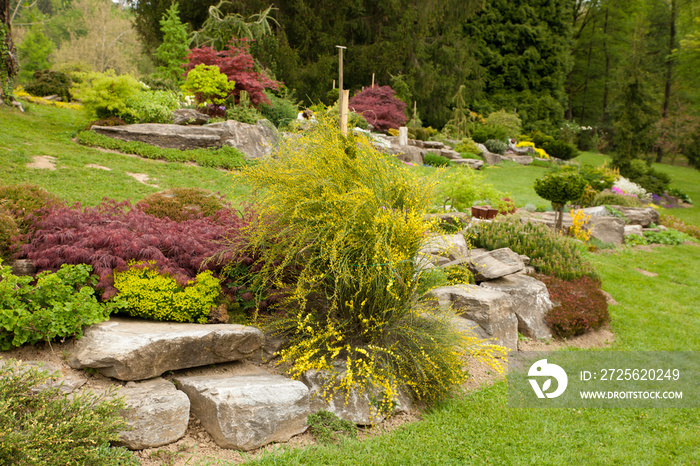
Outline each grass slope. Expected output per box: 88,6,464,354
0,105,248,206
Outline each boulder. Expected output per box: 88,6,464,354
452,158,484,170
394,145,425,165
115,378,190,450
466,251,523,282
581,206,610,217
475,143,488,155
173,374,310,451
11,259,35,276
423,212,471,230
589,216,625,244
209,119,279,160
505,155,533,165
429,285,518,350
171,109,210,126
423,141,444,149
613,206,659,227
479,274,553,340
92,124,224,150
486,248,527,270
624,225,644,237
440,149,461,160
419,234,469,261
483,152,503,165
67,317,263,381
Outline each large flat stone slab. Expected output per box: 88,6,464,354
466,251,522,282
67,317,263,381
115,378,190,450
92,124,224,150
173,374,310,451
208,119,278,160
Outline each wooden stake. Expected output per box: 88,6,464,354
341,90,350,136
371,73,375,88
336,45,346,132
332,79,336,89
413,100,417,124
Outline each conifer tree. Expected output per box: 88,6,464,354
155,2,189,87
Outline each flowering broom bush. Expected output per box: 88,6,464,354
235,117,505,415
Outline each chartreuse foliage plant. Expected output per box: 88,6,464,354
432,167,506,212
0,359,138,465
72,71,144,121
237,117,505,415
113,262,221,323
0,261,120,350
534,171,587,231
181,64,235,107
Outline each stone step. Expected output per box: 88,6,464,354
67,317,263,381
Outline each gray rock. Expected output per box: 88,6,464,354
487,248,527,270
423,141,445,149
624,225,644,237
475,143,488,155
67,317,263,381
479,274,552,340
398,127,408,146
613,206,659,227
452,158,484,170
419,233,469,261
505,155,533,165
209,119,279,160
423,212,471,230
440,149,461,160
394,144,425,165
171,109,210,126
92,124,224,150
11,259,35,276
581,206,610,217
466,251,522,282
590,216,625,244
173,374,310,451
0,360,87,395
483,152,503,165
429,285,518,351
115,378,190,450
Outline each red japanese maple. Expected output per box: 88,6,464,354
349,85,407,133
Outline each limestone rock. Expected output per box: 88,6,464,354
486,248,527,271
92,124,223,150
479,274,552,339
453,158,484,170
466,251,522,282
67,317,263,381
394,144,425,164
115,378,190,450
422,141,444,149
613,206,659,227
171,109,210,126
11,259,35,276
483,152,503,165
398,127,408,146
590,216,625,244
429,285,518,350
505,155,533,165
173,374,310,451
440,149,461,160
209,119,279,160
581,206,610,217
419,234,469,261
475,143,488,155
624,225,644,237
0,360,87,395
423,212,471,230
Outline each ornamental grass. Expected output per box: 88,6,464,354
235,117,504,415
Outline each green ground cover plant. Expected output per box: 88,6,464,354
0,360,138,465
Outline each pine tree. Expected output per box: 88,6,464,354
154,2,189,87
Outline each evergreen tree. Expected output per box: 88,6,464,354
18,26,54,82
154,2,189,86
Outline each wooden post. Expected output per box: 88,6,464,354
336,45,346,133
413,101,417,125
341,90,350,136
371,73,375,88
332,79,336,89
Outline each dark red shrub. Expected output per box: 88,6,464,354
537,274,609,338
185,39,281,108
349,86,407,133
16,199,252,300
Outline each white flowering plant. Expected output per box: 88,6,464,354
613,176,651,200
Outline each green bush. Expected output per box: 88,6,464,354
259,89,300,128
531,130,555,149
0,206,19,260
472,216,597,281
454,138,482,155
484,109,522,139
113,263,221,323
226,103,264,124
484,139,507,155
578,165,616,192
424,153,454,167
75,130,246,169
238,117,504,414
72,70,144,121
136,188,228,222
591,191,643,208
0,359,138,465
0,262,119,350
123,89,180,123
541,140,579,160
534,171,587,229
433,167,506,212
24,69,73,102
470,127,489,143
181,64,235,107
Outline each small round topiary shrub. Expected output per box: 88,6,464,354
537,274,609,338
484,139,507,155
136,188,229,222
534,172,588,231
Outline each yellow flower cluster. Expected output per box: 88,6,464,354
569,209,591,242
516,140,549,158
14,86,82,110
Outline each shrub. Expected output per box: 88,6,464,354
470,127,489,143
455,138,483,155
411,126,438,141
24,69,72,102
17,200,249,300
72,71,144,121
238,117,505,413
0,207,19,260
619,159,671,195
579,165,616,192
259,89,300,128
534,172,588,230
225,91,264,124
472,216,596,281
643,229,694,245
90,116,127,127
0,360,137,465
541,140,579,160
433,167,506,212
443,263,474,285
531,130,555,149
123,90,180,124
113,263,220,323
185,39,281,108
591,191,643,208
666,188,692,204
348,85,408,133
181,64,236,107
0,262,120,350
484,139,507,155
537,274,609,338
659,214,700,240
0,183,64,234
307,410,358,445
75,130,246,170
136,188,228,222
423,153,454,167
484,109,522,139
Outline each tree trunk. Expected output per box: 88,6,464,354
657,0,677,163
0,0,19,104
602,8,611,114
554,204,564,233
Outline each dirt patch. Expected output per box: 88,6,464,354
518,326,614,352
126,172,159,188
635,267,658,277
85,164,112,171
27,155,57,170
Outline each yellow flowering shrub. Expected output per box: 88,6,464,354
569,209,591,242
237,117,505,416
517,140,549,158
113,262,220,323
14,86,82,110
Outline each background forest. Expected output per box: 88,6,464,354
2,0,700,166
